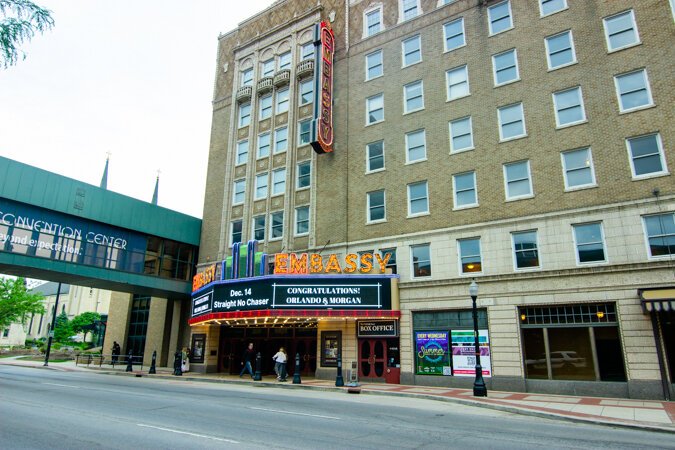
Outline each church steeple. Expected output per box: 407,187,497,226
151,170,160,205
100,153,110,189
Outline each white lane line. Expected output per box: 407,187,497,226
249,407,341,420
42,383,79,388
137,424,239,444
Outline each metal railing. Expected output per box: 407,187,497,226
76,353,145,370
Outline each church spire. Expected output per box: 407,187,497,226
151,170,160,205
100,152,110,189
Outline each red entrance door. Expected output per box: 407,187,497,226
359,339,387,380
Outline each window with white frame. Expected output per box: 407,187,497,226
539,0,567,17
444,18,465,52
407,181,429,216
614,69,653,112
488,0,513,35
298,120,311,145
238,102,251,128
643,213,675,258
270,211,284,240
241,68,253,87
449,116,474,153
545,30,576,70
233,179,246,204
364,7,382,37
504,160,533,200
299,79,313,105
253,215,266,241
498,102,526,141
297,161,311,189
404,80,424,113
254,172,268,199
492,49,519,86
367,190,386,222
367,140,385,172
401,0,420,22
301,42,314,60
406,129,426,163
561,148,596,190
411,244,431,277
274,126,288,153
458,238,482,273
366,50,383,80
603,10,640,52
512,230,539,269
626,133,667,178
272,168,286,195
259,95,273,119
446,65,469,101
261,59,274,77
231,220,243,246
236,140,249,165
553,86,586,127
402,35,421,67
367,94,384,124
278,51,291,70
295,206,310,235
276,87,289,113
573,222,606,264
453,171,477,208
257,133,271,159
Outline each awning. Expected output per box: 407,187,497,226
639,288,675,313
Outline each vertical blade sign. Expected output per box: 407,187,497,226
311,21,335,154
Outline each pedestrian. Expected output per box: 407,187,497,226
239,342,255,378
181,347,190,373
272,347,287,381
111,341,120,364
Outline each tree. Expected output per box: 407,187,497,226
53,311,73,343
70,311,101,343
0,0,54,69
0,277,45,330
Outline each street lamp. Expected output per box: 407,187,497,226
470,280,487,397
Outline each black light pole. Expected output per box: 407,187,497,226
43,283,62,367
470,280,487,397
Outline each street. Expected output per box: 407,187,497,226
0,365,673,449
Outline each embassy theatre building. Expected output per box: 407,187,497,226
192,0,675,399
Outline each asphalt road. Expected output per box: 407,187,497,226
0,365,673,450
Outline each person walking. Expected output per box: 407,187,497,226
181,347,190,373
239,342,255,378
111,341,120,364
272,347,287,381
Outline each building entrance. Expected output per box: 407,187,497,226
358,338,400,383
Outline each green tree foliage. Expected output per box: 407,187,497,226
0,0,54,68
53,311,73,343
70,311,101,342
0,277,45,329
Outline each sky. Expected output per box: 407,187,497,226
0,0,276,218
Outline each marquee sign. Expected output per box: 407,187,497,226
310,21,335,154
273,252,390,275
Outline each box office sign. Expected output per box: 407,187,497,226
191,276,393,317
357,320,398,338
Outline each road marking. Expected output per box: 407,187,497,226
249,407,341,420
42,383,79,388
137,424,239,444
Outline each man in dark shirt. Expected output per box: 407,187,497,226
239,342,255,378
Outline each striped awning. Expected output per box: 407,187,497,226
639,288,675,313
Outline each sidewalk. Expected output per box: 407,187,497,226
3,356,674,433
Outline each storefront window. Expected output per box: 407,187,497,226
321,331,341,367
548,327,595,380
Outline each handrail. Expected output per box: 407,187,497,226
76,353,145,370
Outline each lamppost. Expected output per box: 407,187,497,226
470,280,487,397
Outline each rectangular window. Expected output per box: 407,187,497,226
406,129,426,163
241,68,253,87
603,10,640,52
492,49,519,86
278,51,291,70
561,148,596,190
643,213,675,258
545,30,576,70
261,59,274,77
231,220,243,246
449,116,474,153
411,244,431,278
614,69,653,112
404,80,424,113
236,140,249,165
299,79,313,105
458,238,482,274
253,215,266,241
512,230,539,269
573,222,606,264
295,206,310,235
238,102,251,128
276,87,289,113
446,65,469,101
364,7,382,37
254,172,268,200
379,248,397,274
488,0,513,35
402,35,421,67
504,160,533,200
367,141,384,172
367,190,386,222
401,0,419,21
274,126,288,153
366,50,383,80
366,94,384,124
233,179,246,204
553,86,586,127
257,133,270,159
626,133,667,178
498,102,526,141
407,181,429,216
453,171,477,208
272,168,286,196
297,161,311,189
301,42,314,60
259,95,272,119
539,0,567,17
270,211,284,240
443,18,465,52
298,120,311,145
